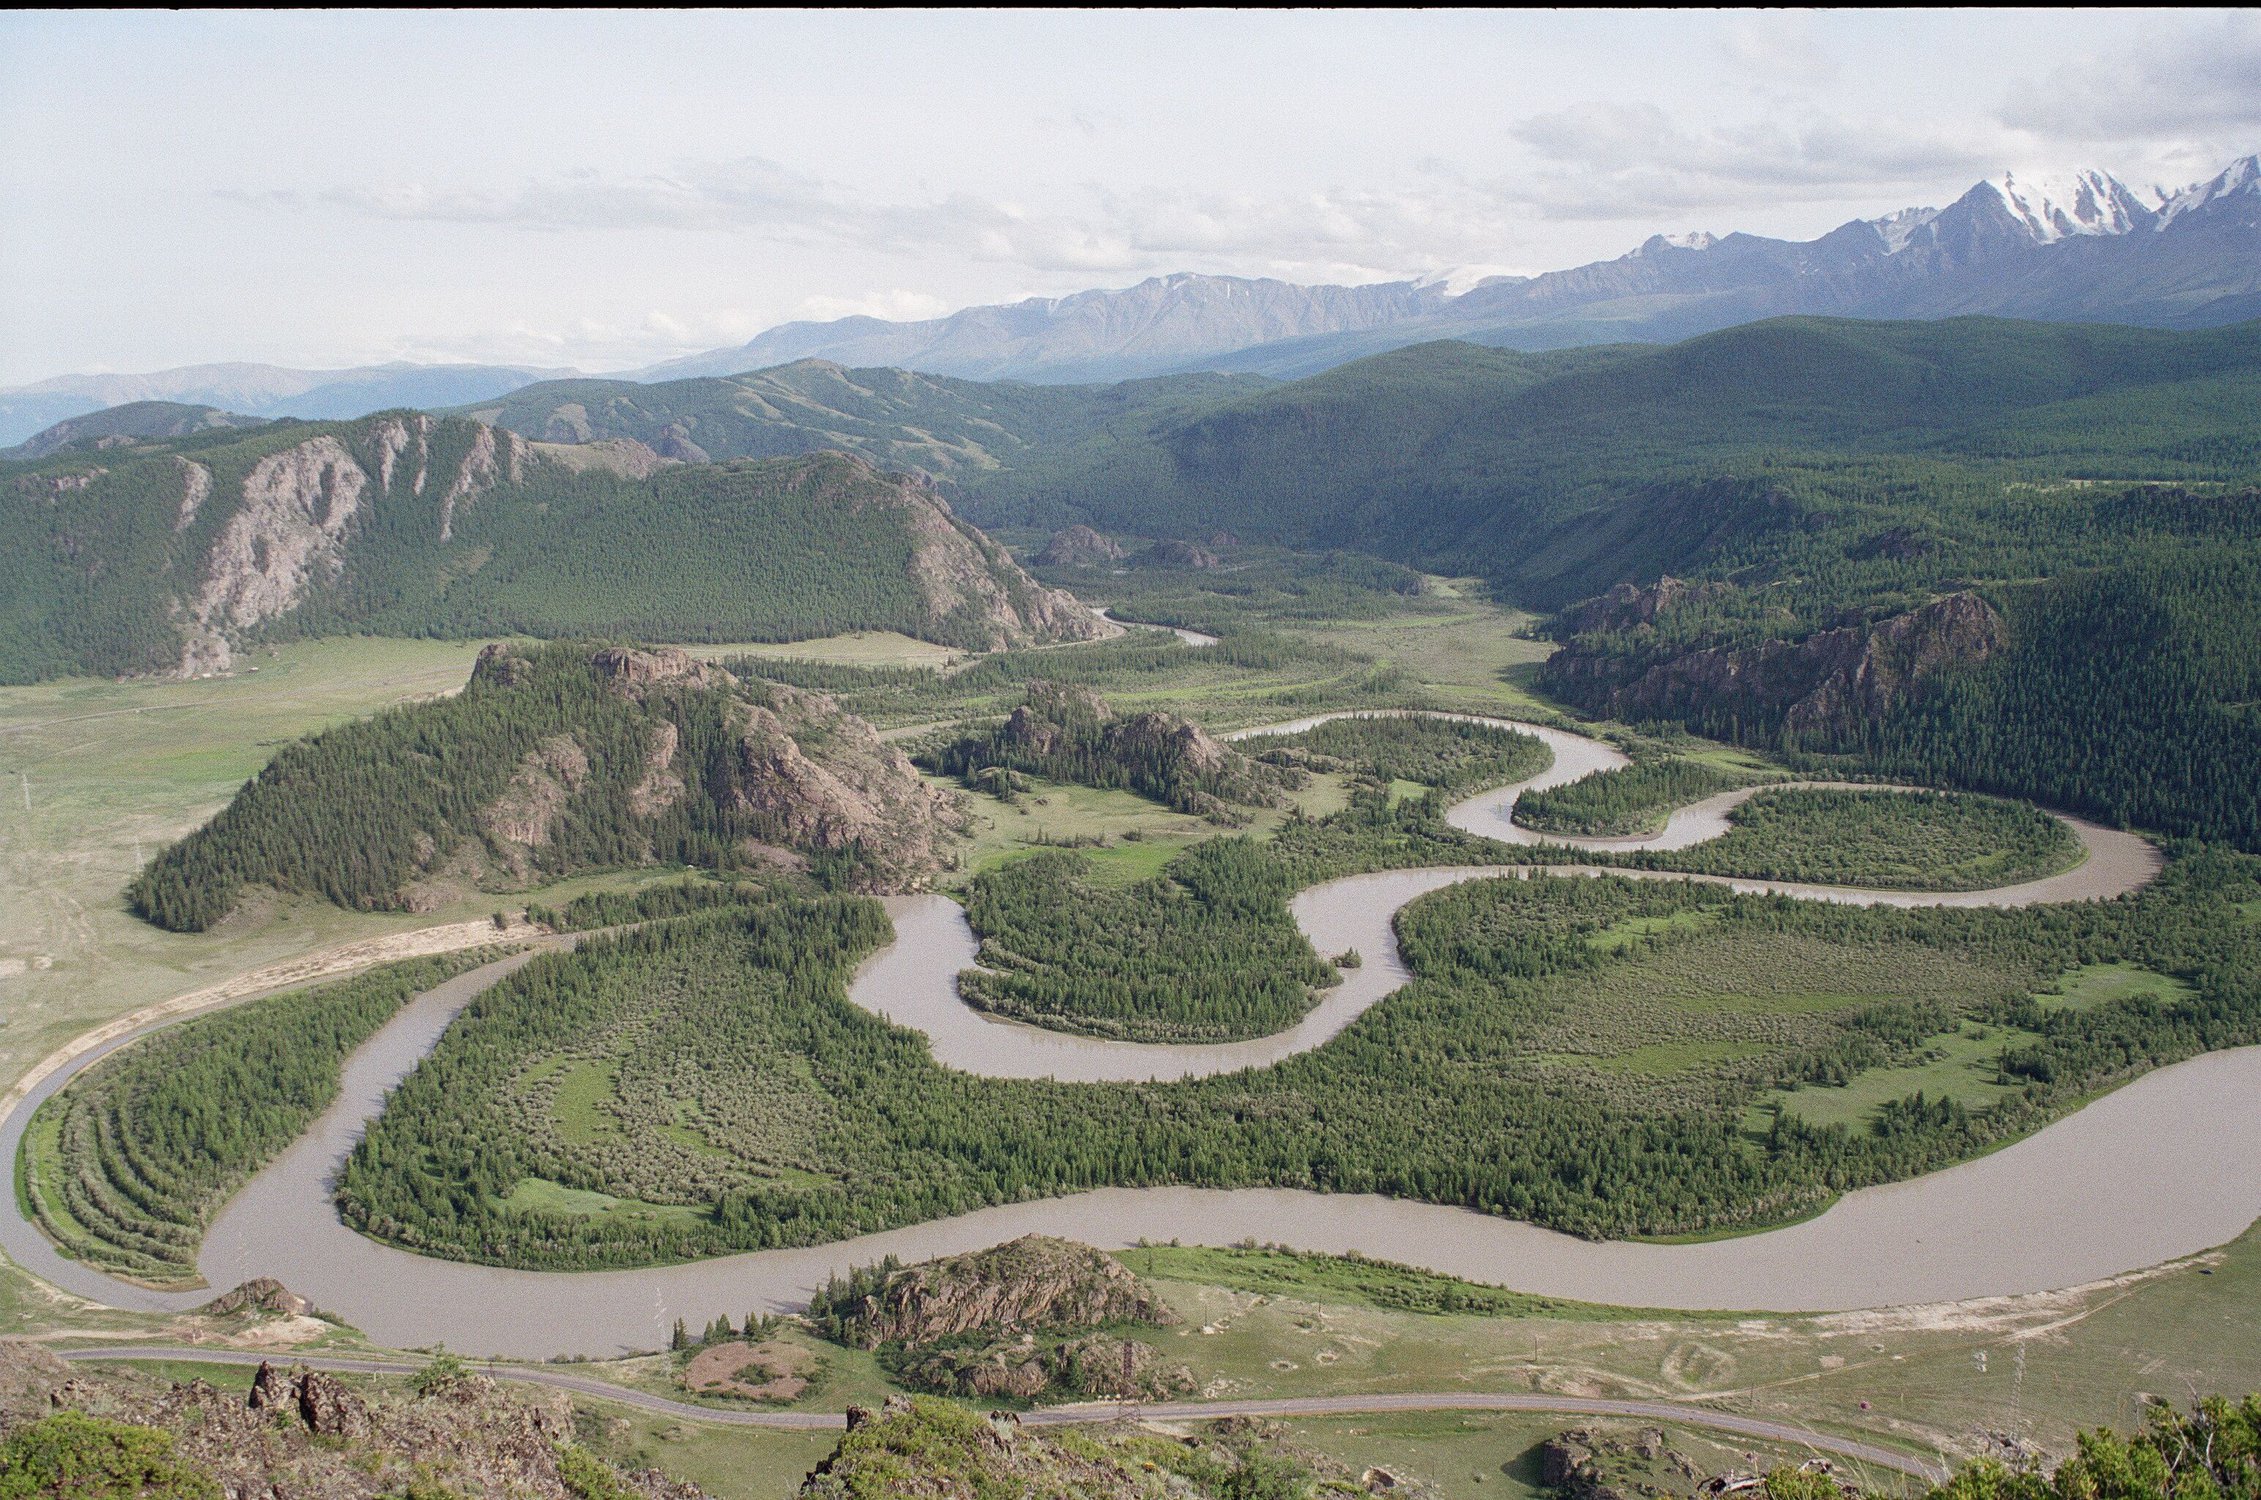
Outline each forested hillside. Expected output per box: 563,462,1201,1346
128,643,960,930
964,317,2261,600
949,315,2261,849
0,417,1104,682
333,847,2261,1266
1542,539,2261,848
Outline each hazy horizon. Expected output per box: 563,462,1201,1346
3,8,2256,386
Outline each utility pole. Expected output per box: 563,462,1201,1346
1118,1340,1140,1426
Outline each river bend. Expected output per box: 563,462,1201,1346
2,711,2247,1362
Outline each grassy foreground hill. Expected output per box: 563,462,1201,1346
0,417,1106,683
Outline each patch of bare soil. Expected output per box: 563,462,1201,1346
681,1339,813,1403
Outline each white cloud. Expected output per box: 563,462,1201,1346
1998,11,2261,144
230,155,1542,285
1509,103,2006,219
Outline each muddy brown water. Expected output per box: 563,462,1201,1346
1,713,2240,1361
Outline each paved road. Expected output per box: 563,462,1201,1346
59,1346,1948,1481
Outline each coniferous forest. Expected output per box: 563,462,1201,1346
326,843,2261,1269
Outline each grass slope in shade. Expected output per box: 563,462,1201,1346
333,850,2261,1269
958,843,1337,1043
1616,788,2082,890
19,951,491,1284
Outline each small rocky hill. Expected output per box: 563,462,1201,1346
0,1341,700,1500
812,1235,1174,1351
0,414,1108,683
925,681,1297,821
130,643,962,931
1033,523,1128,567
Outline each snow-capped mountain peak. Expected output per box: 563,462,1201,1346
1869,205,1940,254
1413,264,1527,297
1628,230,1717,258
1985,169,2153,243
2156,153,2261,229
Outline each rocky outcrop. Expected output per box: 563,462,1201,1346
199,1277,311,1317
1141,538,1222,569
149,641,962,925
0,1342,703,1500
629,720,686,818
934,680,1294,819
249,1360,371,1440
1553,576,1734,637
477,734,591,876
804,1397,1426,1498
1538,1425,1723,1500
719,680,960,890
590,643,726,697
1544,589,2005,748
472,643,956,890
183,434,370,673
173,456,211,530
1112,709,1238,782
827,1235,1175,1351
438,421,528,541
1052,1332,1197,1400
886,472,1117,648
1034,524,1128,567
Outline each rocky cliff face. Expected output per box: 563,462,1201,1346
12,412,1116,685
1552,575,1735,637
716,677,961,889
1543,586,2005,748
163,424,1095,677
879,468,1118,649
182,435,369,673
173,418,532,675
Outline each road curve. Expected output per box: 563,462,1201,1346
55,1346,1946,1480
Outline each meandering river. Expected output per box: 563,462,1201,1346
4,711,2247,1363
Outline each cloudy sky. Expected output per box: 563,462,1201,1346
2,9,2255,385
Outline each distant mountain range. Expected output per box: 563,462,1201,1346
646,153,2260,384
7,153,2253,445
0,362,570,448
